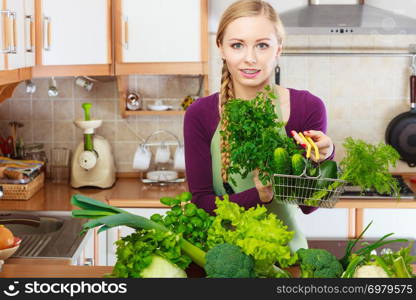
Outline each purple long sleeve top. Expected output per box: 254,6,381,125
183,88,334,215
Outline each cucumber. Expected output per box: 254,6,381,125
316,160,338,189
273,147,291,174
291,154,306,176
272,147,291,202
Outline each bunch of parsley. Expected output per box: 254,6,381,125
221,86,300,185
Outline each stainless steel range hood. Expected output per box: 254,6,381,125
280,4,416,35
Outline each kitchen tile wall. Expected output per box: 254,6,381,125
0,75,201,174
209,34,416,173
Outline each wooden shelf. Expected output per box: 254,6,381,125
123,110,185,116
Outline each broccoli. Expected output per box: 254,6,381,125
204,243,256,278
297,248,344,278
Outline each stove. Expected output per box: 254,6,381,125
340,176,415,200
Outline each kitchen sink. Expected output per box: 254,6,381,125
3,217,64,235
0,211,89,262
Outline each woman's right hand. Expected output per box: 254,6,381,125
253,169,274,203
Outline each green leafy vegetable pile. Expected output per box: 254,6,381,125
150,192,214,251
71,193,415,278
221,86,301,185
207,195,297,278
110,229,190,278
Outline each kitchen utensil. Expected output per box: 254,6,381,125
132,145,151,170
50,148,71,183
148,99,172,111
134,130,185,185
126,91,142,111
0,136,13,156
385,72,416,167
155,142,171,164
71,103,116,188
173,145,185,171
146,170,178,182
8,121,23,158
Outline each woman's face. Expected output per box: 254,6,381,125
219,15,281,91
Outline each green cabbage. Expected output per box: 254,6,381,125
141,255,187,278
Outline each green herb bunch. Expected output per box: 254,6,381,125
340,137,401,195
150,192,215,251
110,229,191,278
221,86,301,185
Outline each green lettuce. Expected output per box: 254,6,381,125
207,195,297,277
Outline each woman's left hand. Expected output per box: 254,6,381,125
291,130,334,162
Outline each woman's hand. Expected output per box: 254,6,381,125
291,130,334,162
253,169,273,203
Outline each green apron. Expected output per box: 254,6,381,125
210,86,308,252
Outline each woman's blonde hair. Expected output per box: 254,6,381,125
216,0,286,183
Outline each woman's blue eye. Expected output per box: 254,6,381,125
257,43,269,49
231,43,243,49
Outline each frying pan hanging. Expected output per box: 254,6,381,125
385,74,416,167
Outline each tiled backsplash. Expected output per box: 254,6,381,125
0,75,201,173
209,34,416,172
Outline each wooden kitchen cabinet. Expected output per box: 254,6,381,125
0,0,34,70
362,209,416,240
0,0,33,96
32,0,112,77
296,208,350,239
115,0,208,75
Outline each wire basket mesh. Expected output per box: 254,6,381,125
271,173,347,208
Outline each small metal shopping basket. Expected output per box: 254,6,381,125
271,172,347,208
271,132,347,208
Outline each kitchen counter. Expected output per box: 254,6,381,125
1,264,415,278
0,264,113,278
0,175,415,211
0,178,187,211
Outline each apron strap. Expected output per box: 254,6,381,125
223,182,235,195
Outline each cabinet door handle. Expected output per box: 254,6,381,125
25,15,34,52
122,16,128,50
0,10,11,53
43,16,51,51
9,11,17,54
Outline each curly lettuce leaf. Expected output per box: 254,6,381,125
207,195,297,277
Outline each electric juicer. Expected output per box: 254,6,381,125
70,103,116,188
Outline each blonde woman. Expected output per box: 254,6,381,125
184,0,334,251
